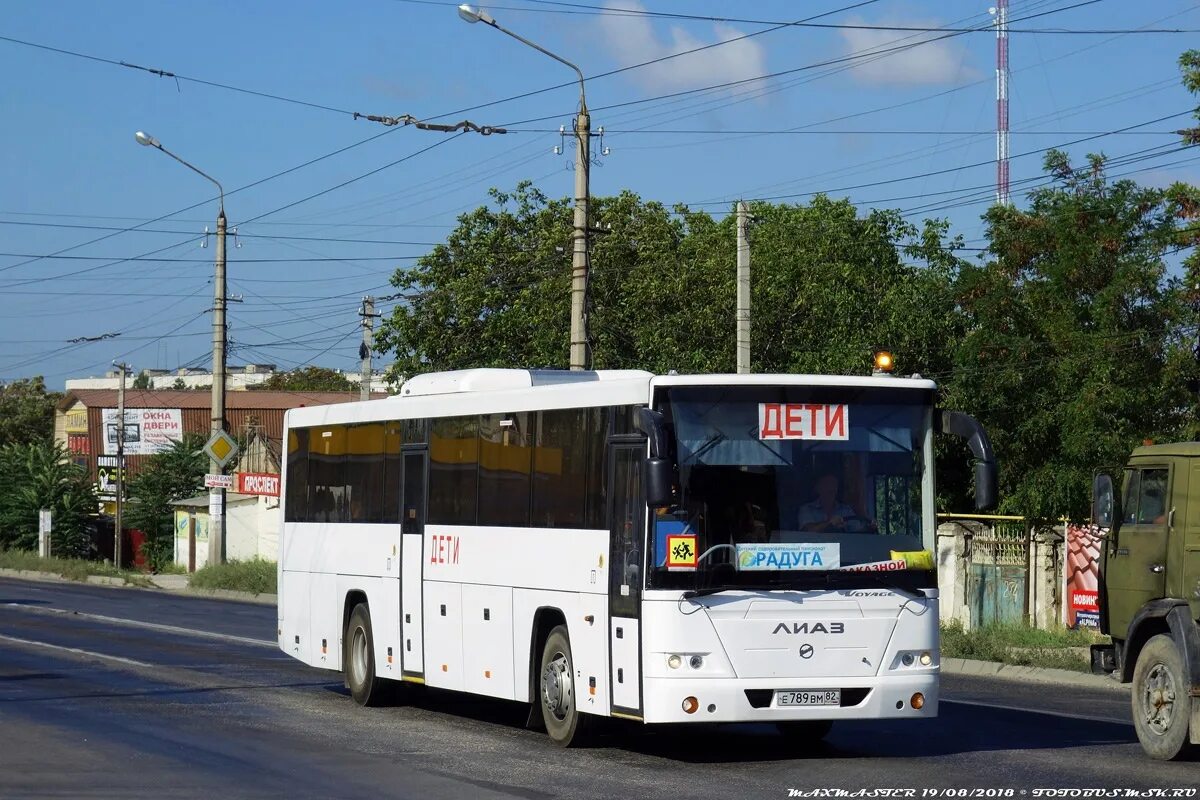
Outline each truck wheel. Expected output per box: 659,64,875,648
1131,634,1195,760
539,625,591,747
345,603,388,707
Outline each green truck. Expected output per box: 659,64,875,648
1091,442,1200,760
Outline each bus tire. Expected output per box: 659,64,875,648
539,625,590,747
345,603,387,707
1131,634,1195,760
776,720,833,742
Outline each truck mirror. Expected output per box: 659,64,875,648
644,457,675,509
1092,473,1117,528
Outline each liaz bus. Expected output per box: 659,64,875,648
278,367,996,746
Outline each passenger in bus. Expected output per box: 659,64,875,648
798,473,870,532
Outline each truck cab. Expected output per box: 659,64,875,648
1092,443,1200,760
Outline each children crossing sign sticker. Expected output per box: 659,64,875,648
666,534,699,571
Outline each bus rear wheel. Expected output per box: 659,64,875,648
345,603,388,707
539,625,590,747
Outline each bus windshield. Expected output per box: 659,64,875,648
649,385,932,591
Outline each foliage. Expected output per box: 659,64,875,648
940,621,1103,672
947,150,1196,518
189,557,276,594
171,378,188,390
132,371,152,390
376,183,961,380
0,441,98,557
0,377,59,448
124,433,207,570
251,367,355,392
0,549,151,586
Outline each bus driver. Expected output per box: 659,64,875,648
798,473,860,533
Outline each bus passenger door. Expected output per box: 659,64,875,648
609,443,645,715
401,450,427,678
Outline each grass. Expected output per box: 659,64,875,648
189,558,277,595
941,620,1108,672
0,548,154,587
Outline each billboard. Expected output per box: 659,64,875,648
1065,523,1102,629
101,408,183,456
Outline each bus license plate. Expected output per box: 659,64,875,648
775,689,840,707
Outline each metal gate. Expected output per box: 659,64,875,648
943,515,1031,627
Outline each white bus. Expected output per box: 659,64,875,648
278,367,995,746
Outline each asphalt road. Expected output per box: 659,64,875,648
0,577,1194,800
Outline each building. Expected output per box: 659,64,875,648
64,365,394,394
55,387,381,500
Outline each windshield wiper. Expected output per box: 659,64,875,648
682,585,742,599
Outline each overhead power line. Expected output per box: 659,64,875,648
387,0,1197,33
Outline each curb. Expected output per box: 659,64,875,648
942,657,1127,692
0,567,275,606
178,587,277,606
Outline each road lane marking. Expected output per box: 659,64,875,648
0,632,154,668
942,697,1131,726
2,603,276,649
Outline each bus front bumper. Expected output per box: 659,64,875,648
640,673,938,724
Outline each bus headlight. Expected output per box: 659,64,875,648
667,654,683,669
688,655,704,670
893,650,936,670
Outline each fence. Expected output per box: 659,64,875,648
935,514,1066,630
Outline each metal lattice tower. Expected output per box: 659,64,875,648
993,0,1011,205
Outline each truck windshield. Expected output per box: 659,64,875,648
649,385,932,591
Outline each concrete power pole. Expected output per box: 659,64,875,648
359,296,377,401
210,209,228,566
570,107,591,371
736,201,751,374
113,361,130,567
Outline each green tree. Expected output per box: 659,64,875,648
376,183,962,380
947,150,1196,519
125,433,206,570
0,377,59,447
0,441,98,557
252,367,355,392
132,371,152,390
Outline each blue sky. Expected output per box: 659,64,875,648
2,0,1198,388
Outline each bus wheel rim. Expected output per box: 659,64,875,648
542,651,572,722
351,627,368,687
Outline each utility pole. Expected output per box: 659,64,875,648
133,130,228,565
359,296,378,401
113,361,130,567
456,6,592,370
570,107,591,371
210,209,228,566
736,201,751,374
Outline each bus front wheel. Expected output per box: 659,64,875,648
345,603,388,707
539,625,590,747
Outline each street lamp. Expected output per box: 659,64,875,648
457,5,592,370
134,130,229,565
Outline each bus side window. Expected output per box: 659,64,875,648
285,428,309,523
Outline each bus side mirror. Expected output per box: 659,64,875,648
636,408,676,508
1092,472,1118,529
939,410,997,512
645,457,674,509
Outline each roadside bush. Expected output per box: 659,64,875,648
189,558,276,595
0,441,98,558
940,620,1104,672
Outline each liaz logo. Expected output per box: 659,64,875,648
772,622,845,635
